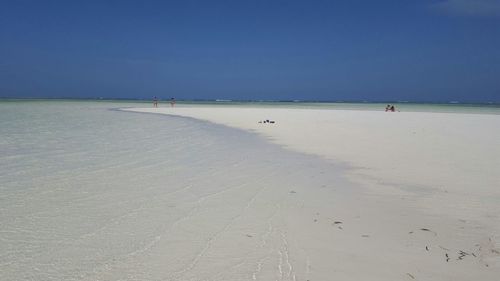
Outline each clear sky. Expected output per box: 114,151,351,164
1,0,499,102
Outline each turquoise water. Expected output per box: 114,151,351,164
3,98,500,114
178,101,500,114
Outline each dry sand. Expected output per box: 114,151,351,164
125,106,500,280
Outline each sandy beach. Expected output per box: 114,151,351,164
124,105,500,280
2,102,500,280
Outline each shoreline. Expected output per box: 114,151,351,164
123,107,500,190
2,98,500,115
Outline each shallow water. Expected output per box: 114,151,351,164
176,101,500,115
3,98,500,114
0,101,351,280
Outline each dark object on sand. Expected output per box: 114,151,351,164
333,221,342,224
260,119,276,124
458,250,470,260
420,228,437,235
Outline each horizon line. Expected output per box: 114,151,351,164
1,97,499,106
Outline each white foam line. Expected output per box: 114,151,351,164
277,250,284,281
251,257,267,281
170,173,277,280
280,232,294,280
261,204,281,248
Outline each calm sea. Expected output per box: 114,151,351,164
3,99,499,114
178,100,500,114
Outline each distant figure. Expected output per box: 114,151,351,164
385,104,396,112
153,96,158,108
170,97,176,107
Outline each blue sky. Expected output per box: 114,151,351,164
1,0,499,102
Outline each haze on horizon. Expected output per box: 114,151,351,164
1,0,499,103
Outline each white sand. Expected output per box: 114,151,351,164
124,106,500,280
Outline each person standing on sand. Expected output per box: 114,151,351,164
153,96,158,108
170,97,175,107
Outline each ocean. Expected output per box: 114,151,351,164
172,100,500,115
